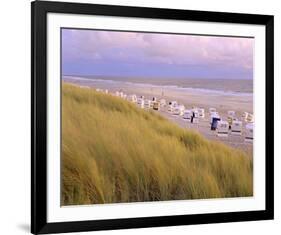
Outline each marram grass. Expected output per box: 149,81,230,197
62,83,253,205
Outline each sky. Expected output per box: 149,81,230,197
62,29,254,80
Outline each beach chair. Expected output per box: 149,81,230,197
210,112,220,125
137,98,144,108
168,101,178,113
173,105,185,116
167,105,173,112
198,108,205,118
149,100,154,109
245,123,254,142
211,116,221,131
227,117,239,130
183,110,192,121
231,121,242,135
153,102,160,110
246,113,254,123
144,99,151,109
120,92,127,99
217,121,229,137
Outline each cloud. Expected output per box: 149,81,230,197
62,29,254,78
139,34,253,69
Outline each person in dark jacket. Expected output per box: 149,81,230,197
191,111,195,123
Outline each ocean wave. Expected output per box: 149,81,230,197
63,76,253,97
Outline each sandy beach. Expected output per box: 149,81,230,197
63,76,253,154
158,110,253,155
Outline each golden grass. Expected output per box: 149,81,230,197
62,83,253,205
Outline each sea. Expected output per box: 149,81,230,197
63,75,253,96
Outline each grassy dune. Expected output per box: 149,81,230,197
62,83,253,206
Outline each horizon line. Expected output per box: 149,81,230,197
62,74,253,80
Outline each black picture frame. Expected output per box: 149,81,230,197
31,1,274,234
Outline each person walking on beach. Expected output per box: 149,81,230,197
191,111,195,123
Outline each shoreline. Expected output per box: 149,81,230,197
64,75,253,96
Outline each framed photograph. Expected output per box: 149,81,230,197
31,1,274,234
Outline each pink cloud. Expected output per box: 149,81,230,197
62,29,253,70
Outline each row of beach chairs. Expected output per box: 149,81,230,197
209,109,253,141
95,88,254,142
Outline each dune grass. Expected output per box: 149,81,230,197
62,83,253,206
